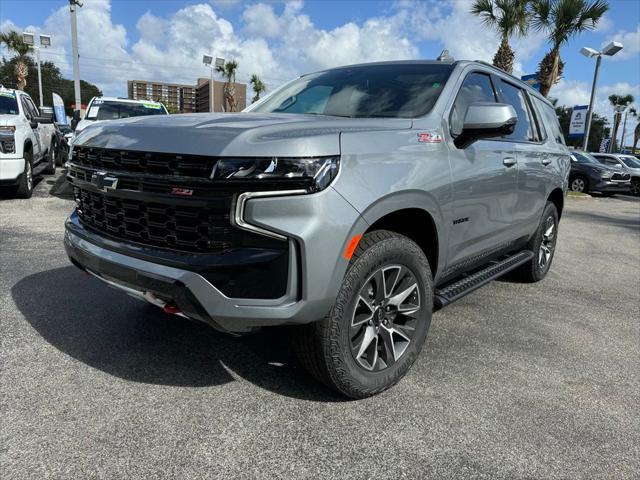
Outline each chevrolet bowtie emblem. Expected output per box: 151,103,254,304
91,172,118,192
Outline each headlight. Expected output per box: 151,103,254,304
600,171,612,179
0,125,16,133
211,156,340,192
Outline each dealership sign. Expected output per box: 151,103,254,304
569,105,589,138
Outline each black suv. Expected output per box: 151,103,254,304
569,150,630,195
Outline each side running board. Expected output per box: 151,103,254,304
434,250,534,309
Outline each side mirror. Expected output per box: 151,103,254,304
455,102,517,148
615,163,623,169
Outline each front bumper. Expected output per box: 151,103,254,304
64,187,364,333
593,179,631,193
0,157,24,183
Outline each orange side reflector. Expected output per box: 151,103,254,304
344,234,363,260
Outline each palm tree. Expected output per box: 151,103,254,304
532,0,609,97
215,59,239,112
608,94,634,152
0,30,31,90
249,74,266,103
471,0,530,74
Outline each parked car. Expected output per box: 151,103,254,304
0,86,55,198
64,59,570,398
591,152,640,196
72,97,168,137
568,150,630,196
52,123,73,166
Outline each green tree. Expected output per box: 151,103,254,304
0,30,31,90
532,0,609,97
608,94,634,152
0,56,101,111
249,74,266,103
215,59,239,112
471,0,530,74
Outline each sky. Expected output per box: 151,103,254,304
1,0,639,142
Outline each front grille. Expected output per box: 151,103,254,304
72,146,217,178
74,187,234,252
611,172,630,181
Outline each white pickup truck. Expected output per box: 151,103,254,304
0,87,56,198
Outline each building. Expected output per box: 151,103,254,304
196,78,247,113
127,78,247,114
127,80,197,113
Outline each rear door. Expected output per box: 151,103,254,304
496,80,549,237
446,70,519,269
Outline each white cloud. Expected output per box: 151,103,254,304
601,25,640,61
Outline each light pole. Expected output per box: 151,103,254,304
580,41,623,151
22,32,51,108
69,0,83,120
203,55,225,112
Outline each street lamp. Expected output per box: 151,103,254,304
580,41,623,151
203,55,225,112
22,31,51,108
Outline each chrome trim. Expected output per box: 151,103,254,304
233,189,307,241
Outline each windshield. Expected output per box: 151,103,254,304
86,100,167,120
248,63,454,118
572,151,599,164
620,155,640,168
0,93,19,115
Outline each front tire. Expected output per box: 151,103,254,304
15,151,34,199
512,202,558,283
630,180,640,196
293,230,433,398
43,147,56,174
570,175,588,193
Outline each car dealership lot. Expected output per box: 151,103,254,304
1,174,639,479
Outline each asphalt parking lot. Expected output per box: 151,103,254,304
1,172,639,479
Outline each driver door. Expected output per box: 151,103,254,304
446,71,519,269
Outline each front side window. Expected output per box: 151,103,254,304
248,63,454,118
499,81,533,142
450,72,497,136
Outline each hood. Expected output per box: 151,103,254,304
72,112,413,157
0,114,19,127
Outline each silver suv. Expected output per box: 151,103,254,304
64,59,570,398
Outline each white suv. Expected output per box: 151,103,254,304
0,87,55,198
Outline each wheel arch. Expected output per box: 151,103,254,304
547,187,564,219
362,205,441,280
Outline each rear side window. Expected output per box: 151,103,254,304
450,72,497,136
498,81,534,142
532,97,565,145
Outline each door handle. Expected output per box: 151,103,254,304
541,158,552,166
503,157,517,167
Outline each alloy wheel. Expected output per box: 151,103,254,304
538,216,555,269
571,178,585,192
350,265,421,371
631,182,640,196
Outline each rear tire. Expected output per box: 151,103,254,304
292,230,433,398
15,151,34,199
512,202,558,283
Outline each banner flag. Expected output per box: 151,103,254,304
52,92,67,124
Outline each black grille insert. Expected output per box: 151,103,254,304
72,146,217,177
611,172,630,181
74,187,234,252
